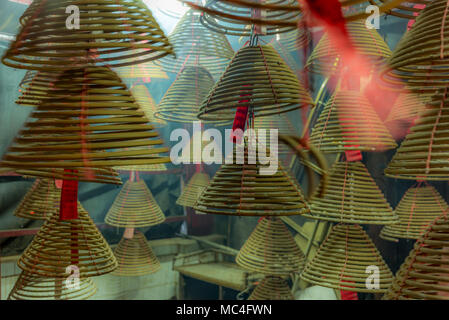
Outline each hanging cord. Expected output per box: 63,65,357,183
339,160,349,223
338,226,350,290
441,0,449,59
249,24,259,47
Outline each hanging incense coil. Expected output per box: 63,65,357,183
155,66,228,124
177,172,210,208
306,160,398,225
14,178,61,220
385,92,428,123
306,20,392,75
131,84,166,127
105,179,165,228
381,184,449,241
236,217,305,275
186,0,409,35
115,62,169,80
157,9,234,77
194,141,309,216
198,45,313,122
16,71,59,107
383,214,449,300
113,231,161,277
1,66,170,184
185,0,300,36
248,276,293,300
18,203,118,278
111,79,168,173
381,0,449,94
375,0,429,19
310,90,397,153
301,224,394,293
3,0,174,71
8,271,96,300
385,90,449,180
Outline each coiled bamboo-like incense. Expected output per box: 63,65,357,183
105,179,166,228
381,0,449,93
184,0,412,36
374,0,429,19
3,0,174,71
112,231,161,276
157,9,234,77
236,217,305,275
306,21,391,75
310,90,397,153
194,140,309,216
155,66,229,124
14,178,61,220
16,71,59,107
383,214,449,300
198,45,313,122
176,172,210,208
381,184,449,241
1,66,170,184
301,224,394,293
385,89,449,180
248,276,293,300
18,203,118,278
8,271,97,300
306,161,398,225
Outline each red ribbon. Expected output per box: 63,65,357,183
344,150,362,162
340,280,358,300
54,179,63,189
407,4,426,31
59,170,79,221
341,289,358,300
231,85,252,144
304,0,349,42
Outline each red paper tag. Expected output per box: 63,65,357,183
340,117,363,162
340,280,358,300
124,228,135,239
305,0,344,24
341,289,358,300
407,4,426,31
344,150,362,162
305,0,347,39
231,106,249,143
55,179,63,189
230,85,251,144
59,170,79,221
